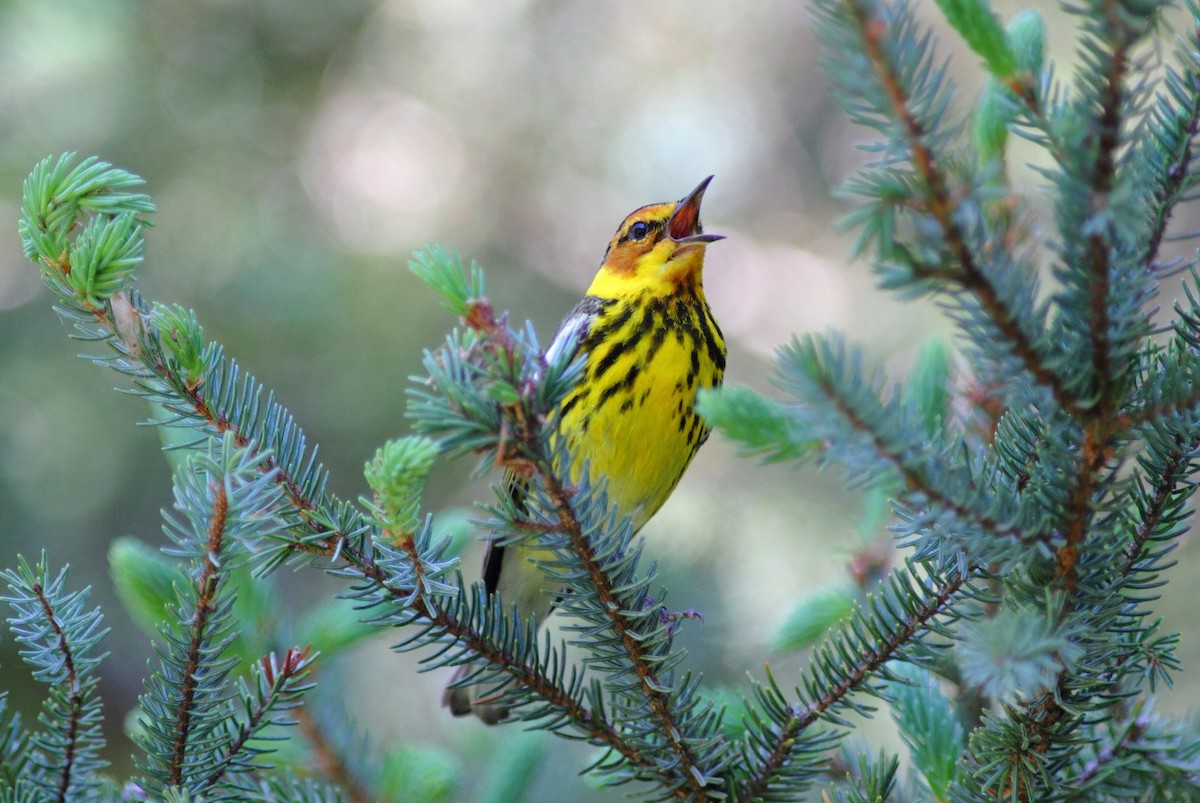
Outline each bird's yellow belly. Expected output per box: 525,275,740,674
558,330,718,533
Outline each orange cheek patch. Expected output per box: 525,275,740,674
604,247,640,276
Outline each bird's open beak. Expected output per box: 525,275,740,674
668,176,725,246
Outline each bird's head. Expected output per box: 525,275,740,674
589,176,724,297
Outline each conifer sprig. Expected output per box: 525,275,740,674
775,335,1031,553
1,556,109,802
703,0,1200,798
14,155,537,684
737,565,968,801
818,0,1076,414
133,438,297,797
1136,43,1200,272
194,646,318,796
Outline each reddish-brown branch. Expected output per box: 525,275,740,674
1122,439,1191,578
199,646,315,795
37,201,671,792
92,300,661,781
311,530,656,777
1054,428,1101,592
33,583,85,802
1030,9,1136,787
844,4,1147,797
401,535,647,759
94,297,644,768
295,705,372,803
739,571,966,801
1054,4,1134,594
439,298,713,796
814,369,1031,543
168,481,229,787
1143,65,1200,272
849,0,1081,417
531,456,712,800
1084,13,1130,420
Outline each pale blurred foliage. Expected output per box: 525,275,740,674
1,0,1198,799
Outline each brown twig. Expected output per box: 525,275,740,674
295,704,372,803
849,0,1082,418
531,460,713,799
449,295,715,796
738,570,967,801
1053,2,1135,593
32,583,86,803
1084,8,1131,422
198,646,316,795
813,365,1033,543
1121,437,1192,579
167,481,229,787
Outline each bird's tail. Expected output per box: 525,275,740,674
442,665,509,725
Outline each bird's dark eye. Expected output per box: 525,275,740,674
628,221,650,241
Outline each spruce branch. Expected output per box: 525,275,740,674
307,521,659,784
803,4,1200,794
16,157,603,745
737,566,968,800
816,0,1081,415
1116,318,1200,433
1139,55,1200,273
1120,433,1196,580
527,462,718,796
194,646,318,796
19,7,1200,786
294,705,371,803
1052,436,1104,591
282,504,664,783
32,580,93,800
133,438,291,796
0,556,108,803
776,335,1032,549
1063,698,1200,799
1077,2,1137,415
1047,5,1164,417
167,475,231,787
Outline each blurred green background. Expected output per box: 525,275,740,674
1,0,1199,799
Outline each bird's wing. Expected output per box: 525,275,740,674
480,295,604,595
544,294,604,370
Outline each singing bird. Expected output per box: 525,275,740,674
446,178,726,723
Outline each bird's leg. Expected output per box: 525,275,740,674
642,595,705,635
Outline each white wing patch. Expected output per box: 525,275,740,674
544,297,601,370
